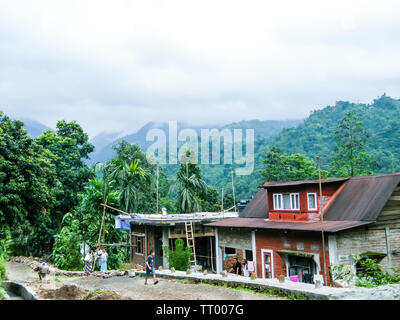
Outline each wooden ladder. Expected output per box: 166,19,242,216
185,221,197,266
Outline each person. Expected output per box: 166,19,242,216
229,257,242,276
243,259,250,277
84,250,94,277
34,261,49,281
100,248,108,272
144,249,158,285
95,245,103,271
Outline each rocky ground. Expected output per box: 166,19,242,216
4,261,283,300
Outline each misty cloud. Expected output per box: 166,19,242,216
0,0,399,137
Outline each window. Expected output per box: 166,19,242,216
290,193,299,210
307,193,317,210
224,247,236,255
273,193,300,210
135,236,144,255
273,194,282,210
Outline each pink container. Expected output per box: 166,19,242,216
289,275,299,282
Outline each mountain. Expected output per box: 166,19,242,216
18,118,51,137
88,119,302,164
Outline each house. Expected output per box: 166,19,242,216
206,173,400,285
115,211,238,271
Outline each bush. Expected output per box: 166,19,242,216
355,258,400,287
51,221,83,270
0,253,6,281
163,239,192,271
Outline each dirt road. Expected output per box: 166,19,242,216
5,262,284,300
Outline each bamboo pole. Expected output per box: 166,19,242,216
317,156,328,286
97,195,109,247
231,171,236,212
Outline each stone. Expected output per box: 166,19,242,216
158,266,163,271
186,269,191,275
250,273,257,280
203,269,208,275
278,275,285,283
315,280,322,288
171,267,175,273
221,271,228,278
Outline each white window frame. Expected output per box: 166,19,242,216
273,194,282,210
307,193,318,211
273,193,300,211
134,235,144,255
290,193,300,210
261,249,274,279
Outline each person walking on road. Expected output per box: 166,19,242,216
144,249,158,285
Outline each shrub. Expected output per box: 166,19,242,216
51,221,83,270
0,254,6,281
355,258,400,287
163,239,192,271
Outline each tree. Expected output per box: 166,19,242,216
36,120,95,224
259,147,328,182
105,158,150,213
171,150,208,213
0,111,61,256
330,111,375,177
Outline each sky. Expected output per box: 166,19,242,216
1,0,400,138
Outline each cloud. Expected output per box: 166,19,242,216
0,0,399,137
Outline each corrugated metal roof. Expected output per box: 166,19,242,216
262,177,349,188
239,188,269,218
324,174,400,221
206,217,372,233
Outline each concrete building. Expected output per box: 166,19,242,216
116,211,238,271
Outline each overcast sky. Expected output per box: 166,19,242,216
1,1,400,138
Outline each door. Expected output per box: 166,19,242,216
263,252,273,279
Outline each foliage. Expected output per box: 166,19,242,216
0,111,61,256
259,146,329,182
354,258,400,288
36,120,95,225
0,253,6,281
331,264,355,285
171,150,208,213
330,111,375,176
51,217,83,270
163,238,192,271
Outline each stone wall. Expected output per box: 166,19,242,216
334,227,400,271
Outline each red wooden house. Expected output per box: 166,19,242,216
207,174,400,286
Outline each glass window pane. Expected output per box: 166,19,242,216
282,194,291,209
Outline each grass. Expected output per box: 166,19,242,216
118,263,134,271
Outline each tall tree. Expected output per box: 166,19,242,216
172,150,208,213
0,111,61,255
330,111,375,177
36,120,95,222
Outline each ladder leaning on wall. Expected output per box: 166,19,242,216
184,221,197,267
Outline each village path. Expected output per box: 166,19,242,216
5,262,284,300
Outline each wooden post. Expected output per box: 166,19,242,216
317,156,328,286
156,165,159,214
231,171,236,212
97,195,109,246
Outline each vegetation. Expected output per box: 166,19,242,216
355,258,400,288
1,93,400,273
163,238,192,271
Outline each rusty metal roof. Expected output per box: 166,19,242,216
324,173,400,221
262,177,349,188
239,188,269,218
206,218,372,233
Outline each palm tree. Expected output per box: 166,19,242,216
105,158,149,213
172,151,208,213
